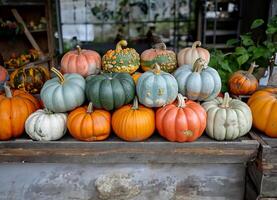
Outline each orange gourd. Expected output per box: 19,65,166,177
156,93,207,142
67,102,111,141
228,62,258,95
132,72,142,84
248,88,277,137
0,84,40,140
112,97,155,141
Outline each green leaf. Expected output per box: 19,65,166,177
266,26,277,35
237,54,249,66
252,47,267,59
251,19,264,29
226,38,239,46
235,47,247,55
240,35,254,46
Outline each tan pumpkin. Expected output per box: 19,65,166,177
61,45,101,77
177,41,210,66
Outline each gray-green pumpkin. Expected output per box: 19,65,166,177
86,72,135,111
136,63,178,107
40,68,85,113
173,58,221,101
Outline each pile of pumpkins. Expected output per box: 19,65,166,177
0,40,276,142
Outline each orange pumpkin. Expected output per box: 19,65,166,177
156,93,207,142
228,62,258,95
0,84,40,140
67,102,111,141
132,72,142,84
61,45,101,77
112,97,155,141
0,65,8,82
248,88,277,137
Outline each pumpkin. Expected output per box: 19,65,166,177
247,88,277,137
61,45,101,77
228,62,258,95
86,72,135,111
102,40,140,74
137,63,178,107
156,94,207,142
25,109,67,141
202,92,252,140
177,41,210,66
67,102,111,141
0,84,40,140
40,67,85,113
173,58,221,101
141,42,177,73
0,65,8,82
132,72,142,84
112,97,155,141
10,65,50,94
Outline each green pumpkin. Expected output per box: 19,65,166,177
137,63,178,107
40,68,85,112
173,58,221,101
102,40,140,74
86,72,135,111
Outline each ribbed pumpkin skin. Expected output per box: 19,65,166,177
25,109,67,141
248,88,277,137
141,43,177,73
67,104,111,141
0,87,40,140
156,94,207,142
177,41,210,66
137,64,178,107
86,73,135,111
202,93,252,140
173,58,221,101
40,69,85,113
61,46,101,77
0,65,8,82
112,98,155,141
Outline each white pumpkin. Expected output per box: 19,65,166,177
201,93,252,141
177,41,210,66
25,109,68,141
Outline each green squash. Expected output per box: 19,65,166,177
173,58,221,101
136,63,178,107
102,40,140,74
86,72,135,111
40,68,85,112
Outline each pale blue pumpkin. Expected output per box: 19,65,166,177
137,63,178,107
173,58,221,101
40,68,85,112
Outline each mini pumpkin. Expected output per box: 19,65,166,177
228,62,258,95
86,72,135,111
248,88,277,137
10,65,50,94
112,97,155,141
0,84,40,140
137,63,178,107
67,102,111,141
61,45,101,77
102,40,140,74
156,94,207,142
141,42,177,73
173,58,221,101
177,41,210,66
40,67,85,113
25,109,67,141
202,92,252,140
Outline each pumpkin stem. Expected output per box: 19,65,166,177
76,45,81,55
193,58,207,73
177,93,187,108
116,40,128,51
4,82,12,98
44,108,53,114
154,42,166,50
132,97,139,110
153,63,161,74
192,41,201,49
51,67,65,84
247,62,258,75
221,92,230,108
87,102,93,113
